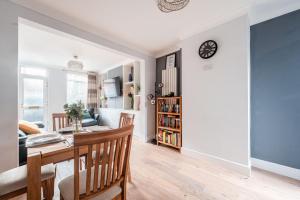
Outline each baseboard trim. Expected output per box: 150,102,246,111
182,147,251,176
251,158,300,180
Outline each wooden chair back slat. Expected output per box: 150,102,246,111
100,142,108,189
117,137,126,180
112,138,121,183
73,125,134,200
52,113,70,131
106,140,115,187
93,144,101,192
85,145,93,195
119,112,135,128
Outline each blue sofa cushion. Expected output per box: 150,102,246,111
82,118,98,127
82,110,91,119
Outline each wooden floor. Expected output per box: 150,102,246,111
14,139,300,200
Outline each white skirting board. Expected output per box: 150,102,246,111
251,158,300,180
182,147,251,176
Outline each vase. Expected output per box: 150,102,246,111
128,66,134,82
130,98,134,109
72,119,81,133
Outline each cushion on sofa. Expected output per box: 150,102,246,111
82,110,92,119
82,119,98,127
19,120,41,135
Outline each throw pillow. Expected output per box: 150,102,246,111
19,120,41,135
82,110,91,119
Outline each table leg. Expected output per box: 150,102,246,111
27,152,42,200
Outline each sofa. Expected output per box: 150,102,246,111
82,108,100,127
18,122,45,166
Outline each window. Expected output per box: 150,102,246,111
67,73,88,105
19,67,48,124
21,67,47,77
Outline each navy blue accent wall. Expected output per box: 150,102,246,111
251,10,300,169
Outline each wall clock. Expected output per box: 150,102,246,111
199,40,218,59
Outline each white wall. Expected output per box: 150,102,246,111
181,15,250,173
0,1,19,172
47,68,67,130
0,0,155,172
99,108,145,141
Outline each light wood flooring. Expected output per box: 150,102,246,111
14,139,300,200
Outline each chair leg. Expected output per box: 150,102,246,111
127,164,132,183
42,177,55,200
113,194,122,200
120,180,127,200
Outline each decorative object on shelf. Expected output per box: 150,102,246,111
147,94,156,105
199,40,218,59
156,96,182,151
128,66,134,82
157,0,190,13
67,55,84,70
128,92,134,109
137,84,141,95
156,82,164,96
100,95,108,108
147,82,164,105
166,53,176,68
63,101,84,133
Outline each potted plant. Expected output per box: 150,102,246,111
100,95,108,108
64,101,84,133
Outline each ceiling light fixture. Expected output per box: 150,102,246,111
157,0,190,13
67,55,84,70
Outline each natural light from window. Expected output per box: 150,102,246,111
67,73,88,105
21,67,47,77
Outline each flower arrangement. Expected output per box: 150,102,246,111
63,101,84,132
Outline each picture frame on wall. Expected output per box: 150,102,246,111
166,53,176,68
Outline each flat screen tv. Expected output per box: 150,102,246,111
103,76,121,98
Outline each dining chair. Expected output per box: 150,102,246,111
87,112,135,181
58,125,134,200
0,164,56,200
118,112,135,183
119,113,135,129
52,113,86,170
52,113,70,132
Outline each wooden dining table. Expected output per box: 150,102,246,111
26,126,110,200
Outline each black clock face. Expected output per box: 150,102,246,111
199,40,218,59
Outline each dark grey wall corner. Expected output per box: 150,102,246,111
156,49,182,96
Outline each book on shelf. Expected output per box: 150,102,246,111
158,129,179,146
160,115,179,129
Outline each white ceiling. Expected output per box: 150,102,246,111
12,0,300,56
19,22,132,72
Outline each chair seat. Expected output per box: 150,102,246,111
0,163,55,196
58,166,121,200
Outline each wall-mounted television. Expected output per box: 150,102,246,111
103,76,121,98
